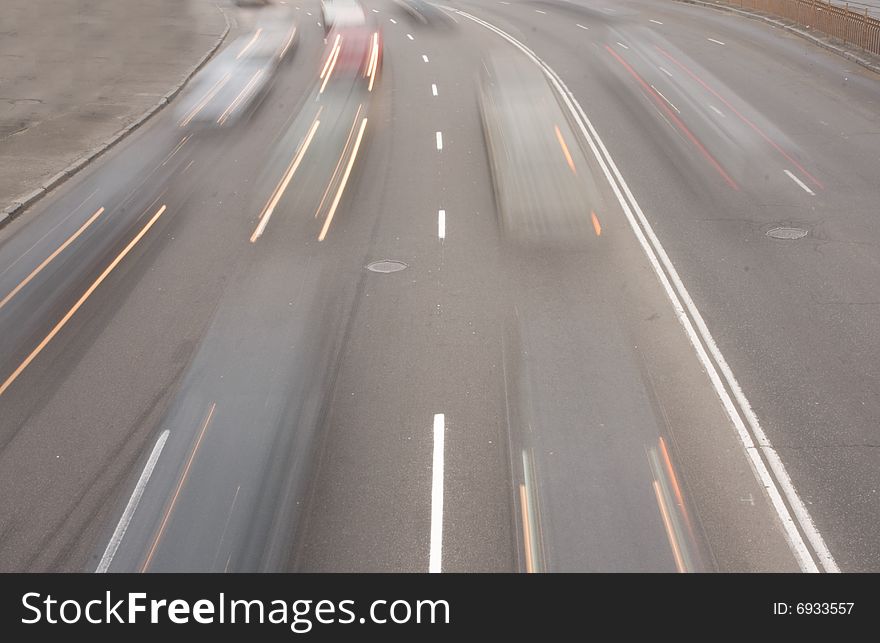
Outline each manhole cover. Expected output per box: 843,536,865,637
367,260,407,273
766,226,808,240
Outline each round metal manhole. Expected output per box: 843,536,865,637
367,260,407,273
766,226,808,240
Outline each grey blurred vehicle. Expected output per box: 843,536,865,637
478,51,599,244
393,0,456,27
176,21,298,129
320,0,367,34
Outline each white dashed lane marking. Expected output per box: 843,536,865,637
785,169,816,195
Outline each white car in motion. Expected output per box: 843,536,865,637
320,0,366,34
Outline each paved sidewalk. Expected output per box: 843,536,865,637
0,0,228,210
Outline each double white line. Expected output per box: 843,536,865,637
452,8,838,573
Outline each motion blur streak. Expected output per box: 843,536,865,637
554,125,577,175
161,135,190,166
653,480,686,573
648,441,701,572
178,73,231,127
315,104,364,218
217,69,265,125
654,45,823,189
519,450,543,573
318,34,342,94
0,206,105,311
320,35,342,79
141,402,217,572
318,117,368,241
604,45,738,191
591,211,601,237
279,27,298,60
251,116,322,243
367,32,380,91
236,28,263,60
0,204,168,397
519,484,534,573
320,43,343,94
659,437,688,525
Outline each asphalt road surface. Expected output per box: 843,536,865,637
1,0,878,572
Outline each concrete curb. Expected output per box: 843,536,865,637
673,0,880,75
0,5,232,229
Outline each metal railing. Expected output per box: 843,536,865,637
729,0,880,55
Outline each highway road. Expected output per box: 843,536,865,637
0,0,878,572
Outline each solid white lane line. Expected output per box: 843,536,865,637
616,41,629,49
707,37,725,45
96,430,170,572
432,83,438,96
452,7,839,575
650,19,663,24
436,131,443,150
709,105,724,117
659,66,673,77
429,413,445,573
651,85,680,114
576,23,589,30
422,54,430,62
438,209,446,239
407,33,414,40
785,169,816,195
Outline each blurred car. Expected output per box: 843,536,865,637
320,0,367,34
177,22,298,128
393,0,455,27
478,51,598,244
319,23,383,92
